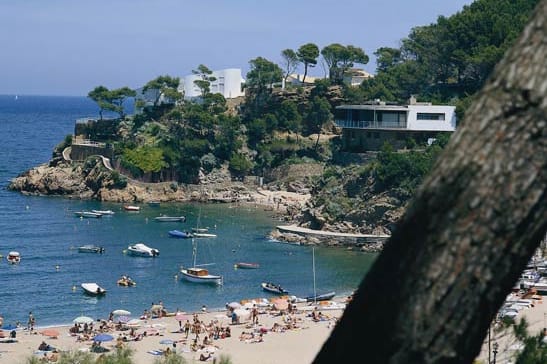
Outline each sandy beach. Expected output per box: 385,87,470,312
0,298,344,364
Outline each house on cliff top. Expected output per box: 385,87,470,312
335,96,456,151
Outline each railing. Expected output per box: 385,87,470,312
335,120,408,129
72,138,107,148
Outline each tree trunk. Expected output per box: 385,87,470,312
302,63,308,84
314,2,547,363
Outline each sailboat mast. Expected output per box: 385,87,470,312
192,238,197,267
313,247,317,304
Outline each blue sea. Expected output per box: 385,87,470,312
0,95,376,328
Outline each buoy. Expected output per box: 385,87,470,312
233,264,237,269
25,205,29,210
72,285,76,292
122,250,127,254
174,274,178,280
55,265,60,270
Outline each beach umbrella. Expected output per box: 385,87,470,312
41,329,60,338
159,339,175,345
227,302,241,309
233,309,250,320
73,316,94,324
112,309,131,316
272,299,289,311
93,333,114,342
117,316,130,323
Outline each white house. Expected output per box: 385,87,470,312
178,68,245,100
335,97,456,151
342,68,374,87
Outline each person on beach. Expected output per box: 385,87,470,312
184,320,191,338
28,311,35,332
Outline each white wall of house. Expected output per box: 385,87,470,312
406,105,456,131
178,68,245,100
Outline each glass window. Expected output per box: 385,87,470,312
417,113,445,120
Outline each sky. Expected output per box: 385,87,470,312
0,0,474,96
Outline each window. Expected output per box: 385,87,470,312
417,113,445,120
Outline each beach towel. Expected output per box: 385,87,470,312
147,350,163,355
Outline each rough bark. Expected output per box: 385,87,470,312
314,1,547,363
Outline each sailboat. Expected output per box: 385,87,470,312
305,248,335,302
192,209,217,238
180,238,223,285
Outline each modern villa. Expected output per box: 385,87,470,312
335,97,457,151
179,68,245,100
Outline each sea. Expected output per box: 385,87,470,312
0,95,376,328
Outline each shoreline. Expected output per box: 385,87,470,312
0,296,350,364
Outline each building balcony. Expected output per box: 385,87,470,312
335,119,408,129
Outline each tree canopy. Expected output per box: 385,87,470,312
321,43,369,84
143,75,181,107
297,43,320,84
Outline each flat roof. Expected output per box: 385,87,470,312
336,104,409,111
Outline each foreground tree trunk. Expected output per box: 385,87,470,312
315,2,547,363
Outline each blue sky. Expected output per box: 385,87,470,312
1,0,473,96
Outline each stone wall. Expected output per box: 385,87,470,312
70,145,114,161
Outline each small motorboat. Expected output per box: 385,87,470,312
168,230,193,239
6,251,21,264
123,205,140,211
91,209,115,215
78,245,105,254
191,227,209,233
305,291,336,302
235,262,260,269
148,201,161,207
117,276,136,287
74,211,102,218
81,282,106,296
126,243,159,257
155,216,186,222
261,282,289,294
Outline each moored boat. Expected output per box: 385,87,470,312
180,267,223,285
235,262,260,269
168,230,193,239
148,201,161,207
78,245,105,254
261,282,288,294
123,205,140,211
81,282,106,296
193,233,217,238
74,211,102,218
305,291,336,302
91,209,115,215
180,238,222,285
126,243,159,257
191,227,209,233
6,251,21,264
155,216,186,222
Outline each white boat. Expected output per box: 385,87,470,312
7,251,21,264
91,209,115,215
180,238,222,285
192,209,216,238
78,245,105,254
193,233,217,238
126,243,159,257
81,282,106,296
154,216,186,222
74,211,102,218
124,205,140,211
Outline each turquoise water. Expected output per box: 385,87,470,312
0,95,376,328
